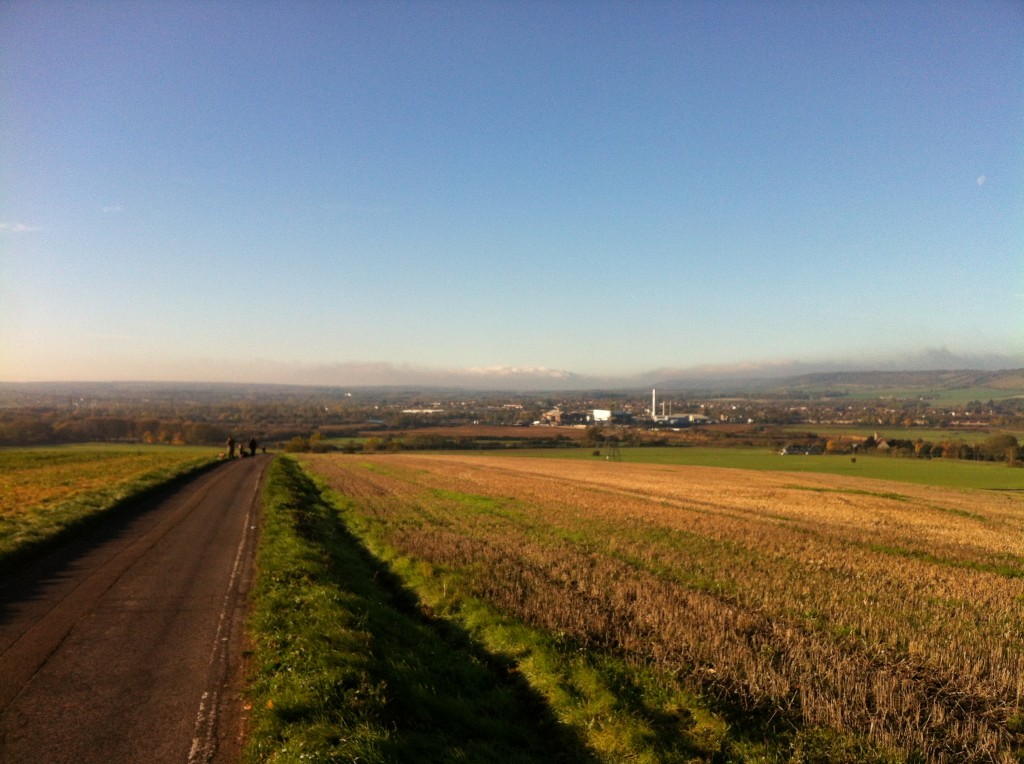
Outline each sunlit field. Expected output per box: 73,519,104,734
0,444,217,562
298,453,1024,762
781,425,1024,446
488,446,1024,491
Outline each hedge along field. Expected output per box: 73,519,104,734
301,453,1024,763
0,444,218,564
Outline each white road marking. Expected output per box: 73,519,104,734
187,467,262,764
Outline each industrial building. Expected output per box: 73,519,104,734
648,389,710,428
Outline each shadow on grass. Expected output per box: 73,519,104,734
277,459,601,764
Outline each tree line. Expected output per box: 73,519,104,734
825,433,1021,463
0,413,247,447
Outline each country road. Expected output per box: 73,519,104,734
0,455,270,763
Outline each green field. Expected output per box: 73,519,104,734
781,424,1024,445
841,387,1024,405
480,446,1024,490
0,444,219,565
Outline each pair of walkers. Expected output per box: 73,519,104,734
225,436,258,458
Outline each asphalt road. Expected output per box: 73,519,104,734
0,454,270,763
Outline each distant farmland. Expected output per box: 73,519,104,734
492,445,1024,490
300,453,1024,762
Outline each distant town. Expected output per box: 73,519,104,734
1,370,1022,462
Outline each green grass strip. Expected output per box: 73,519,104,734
865,542,1024,579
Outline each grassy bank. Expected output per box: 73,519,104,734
0,444,218,568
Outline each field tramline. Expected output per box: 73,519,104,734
304,453,1024,762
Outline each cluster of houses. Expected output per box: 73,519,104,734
779,443,824,455
780,434,912,456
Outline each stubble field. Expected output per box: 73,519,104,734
303,453,1024,762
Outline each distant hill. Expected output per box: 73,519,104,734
767,369,1024,402
3,368,1023,403
644,368,1024,402
781,368,1022,388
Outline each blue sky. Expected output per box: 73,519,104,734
2,1,1022,386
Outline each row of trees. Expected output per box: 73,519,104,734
282,431,585,454
0,414,238,447
823,433,1021,463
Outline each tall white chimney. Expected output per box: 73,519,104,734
652,388,656,418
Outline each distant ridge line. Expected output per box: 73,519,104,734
780,369,1024,390
1,368,1023,396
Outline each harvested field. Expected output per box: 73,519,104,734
303,453,1024,763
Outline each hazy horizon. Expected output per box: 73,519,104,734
2,3,1021,384
2,349,1022,392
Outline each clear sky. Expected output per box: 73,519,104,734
2,1,1022,387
